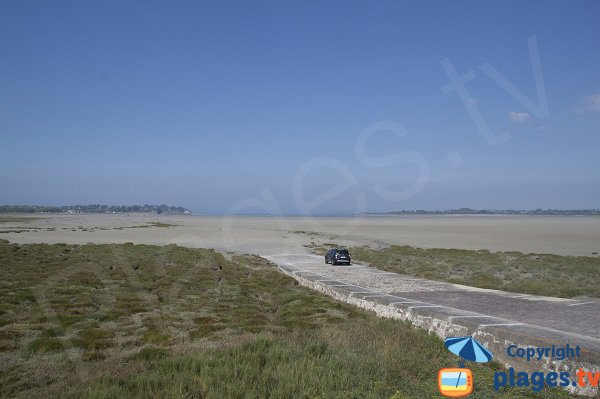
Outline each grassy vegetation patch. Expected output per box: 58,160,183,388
0,241,579,398
122,222,179,229
0,216,43,224
26,337,64,353
349,245,600,298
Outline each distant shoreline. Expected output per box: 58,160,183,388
0,204,192,215
364,208,600,216
1,205,599,217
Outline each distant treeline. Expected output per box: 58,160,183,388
0,204,192,215
368,208,600,216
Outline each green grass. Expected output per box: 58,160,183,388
117,222,179,230
26,337,64,353
147,222,178,228
348,245,600,298
0,241,580,398
0,216,42,224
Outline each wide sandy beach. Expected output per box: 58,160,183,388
2,213,599,256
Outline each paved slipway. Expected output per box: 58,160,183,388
264,254,600,395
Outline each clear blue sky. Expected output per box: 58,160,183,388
1,0,599,214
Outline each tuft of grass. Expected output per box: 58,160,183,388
142,328,171,345
350,245,600,298
26,337,63,353
130,347,169,361
71,326,115,350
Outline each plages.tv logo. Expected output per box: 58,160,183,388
438,336,493,397
494,344,599,392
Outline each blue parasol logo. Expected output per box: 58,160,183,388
445,336,493,365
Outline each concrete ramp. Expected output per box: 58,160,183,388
265,253,600,395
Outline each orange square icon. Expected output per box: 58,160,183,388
438,368,473,397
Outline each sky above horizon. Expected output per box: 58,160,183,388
1,1,599,215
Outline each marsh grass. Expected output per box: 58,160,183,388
349,245,600,298
0,241,579,398
123,222,179,229
0,216,42,224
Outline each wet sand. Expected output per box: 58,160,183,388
2,213,599,256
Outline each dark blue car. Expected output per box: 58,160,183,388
325,248,351,265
